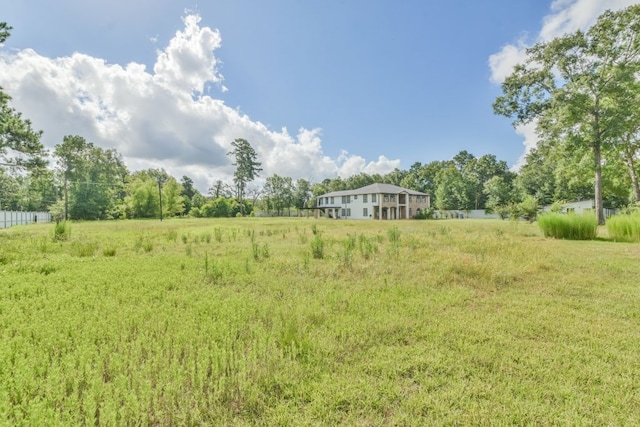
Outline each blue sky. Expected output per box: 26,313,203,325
1,0,636,192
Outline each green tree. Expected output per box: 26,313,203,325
383,168,407,186
228,138,262,215
345,173,374,190
201,197,230,218
54,135,128,220
293,178,312,214
494,5,640,224
435,166,469,211
179,175,200,215
469,154,510,209
264,174,293,216
208,180,230,199
516,146,557,206
1,23,46,170
0,168,19,209
484,174,518,218
125,169,180,219
162,178,184,217
126,174,159,218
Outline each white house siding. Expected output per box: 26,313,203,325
316,183,430,220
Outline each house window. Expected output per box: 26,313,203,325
341,209,345,217
390,195,396,202
325,197,328,204
363,207,368,217
347,208,351,216
318,198,322,206
384,195,389,202
371,194,377,203
409,195,412,203
354,195,358,200
330,197,334,204
341,195,351,204
363,194,368,203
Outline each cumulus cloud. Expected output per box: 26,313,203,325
0,14,398,192
489,0,638,85
488,0,638,165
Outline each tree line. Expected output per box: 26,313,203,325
2,5,640,221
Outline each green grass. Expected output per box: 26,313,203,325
1,218,639,425
537,212,598,240
607,212,640,242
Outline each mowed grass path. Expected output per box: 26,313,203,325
1,218,639,425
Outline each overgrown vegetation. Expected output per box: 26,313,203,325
52,220,71,241
606,213,640,242
1,218,639,425
537,212,598,240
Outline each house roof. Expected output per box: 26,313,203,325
318,183,428,199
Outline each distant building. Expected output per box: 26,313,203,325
541,199,617,218
315,183,430,220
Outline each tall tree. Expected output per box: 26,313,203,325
1,23,45,170
293,178,312,214
264,174,293,216
494,5,640,224
180,175,200,215
54,135,128,220
228,138,261,215
208,179,230,199
435,166,469,211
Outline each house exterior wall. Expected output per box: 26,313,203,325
316,190,430,220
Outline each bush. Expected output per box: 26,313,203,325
103,247,117,257
310,235,324,259
53,221,71,241
606,213,640,242
519,195,539,222
537,212,598,240
415,208,434,219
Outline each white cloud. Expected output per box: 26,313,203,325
488,0,638,164
0,13,398,193
511,121,539,171
488,40,529,85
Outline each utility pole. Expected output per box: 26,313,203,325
158,179,163,222
64,175,68,221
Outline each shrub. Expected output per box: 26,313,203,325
72,241,98,257
537,212,598,240
143,240,154,253
166,228,178,242
606,213,640,242
103,247,117,257
310,235,324,259
53,221,71,241
415,208,435,219
387,226,401,244
519,195,539,222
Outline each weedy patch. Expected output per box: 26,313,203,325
2,218,640,426
310,235,324,259
53,221,71,241
102,247,117,257
71,240,98,257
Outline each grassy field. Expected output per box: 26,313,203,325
1,218,639,425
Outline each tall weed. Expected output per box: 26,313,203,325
606,213,640,242
537,212,597,240
310,235,324,259
53,221,71,241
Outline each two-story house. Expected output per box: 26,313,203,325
315,183,430,220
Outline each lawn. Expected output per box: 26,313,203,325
1,218,639,425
